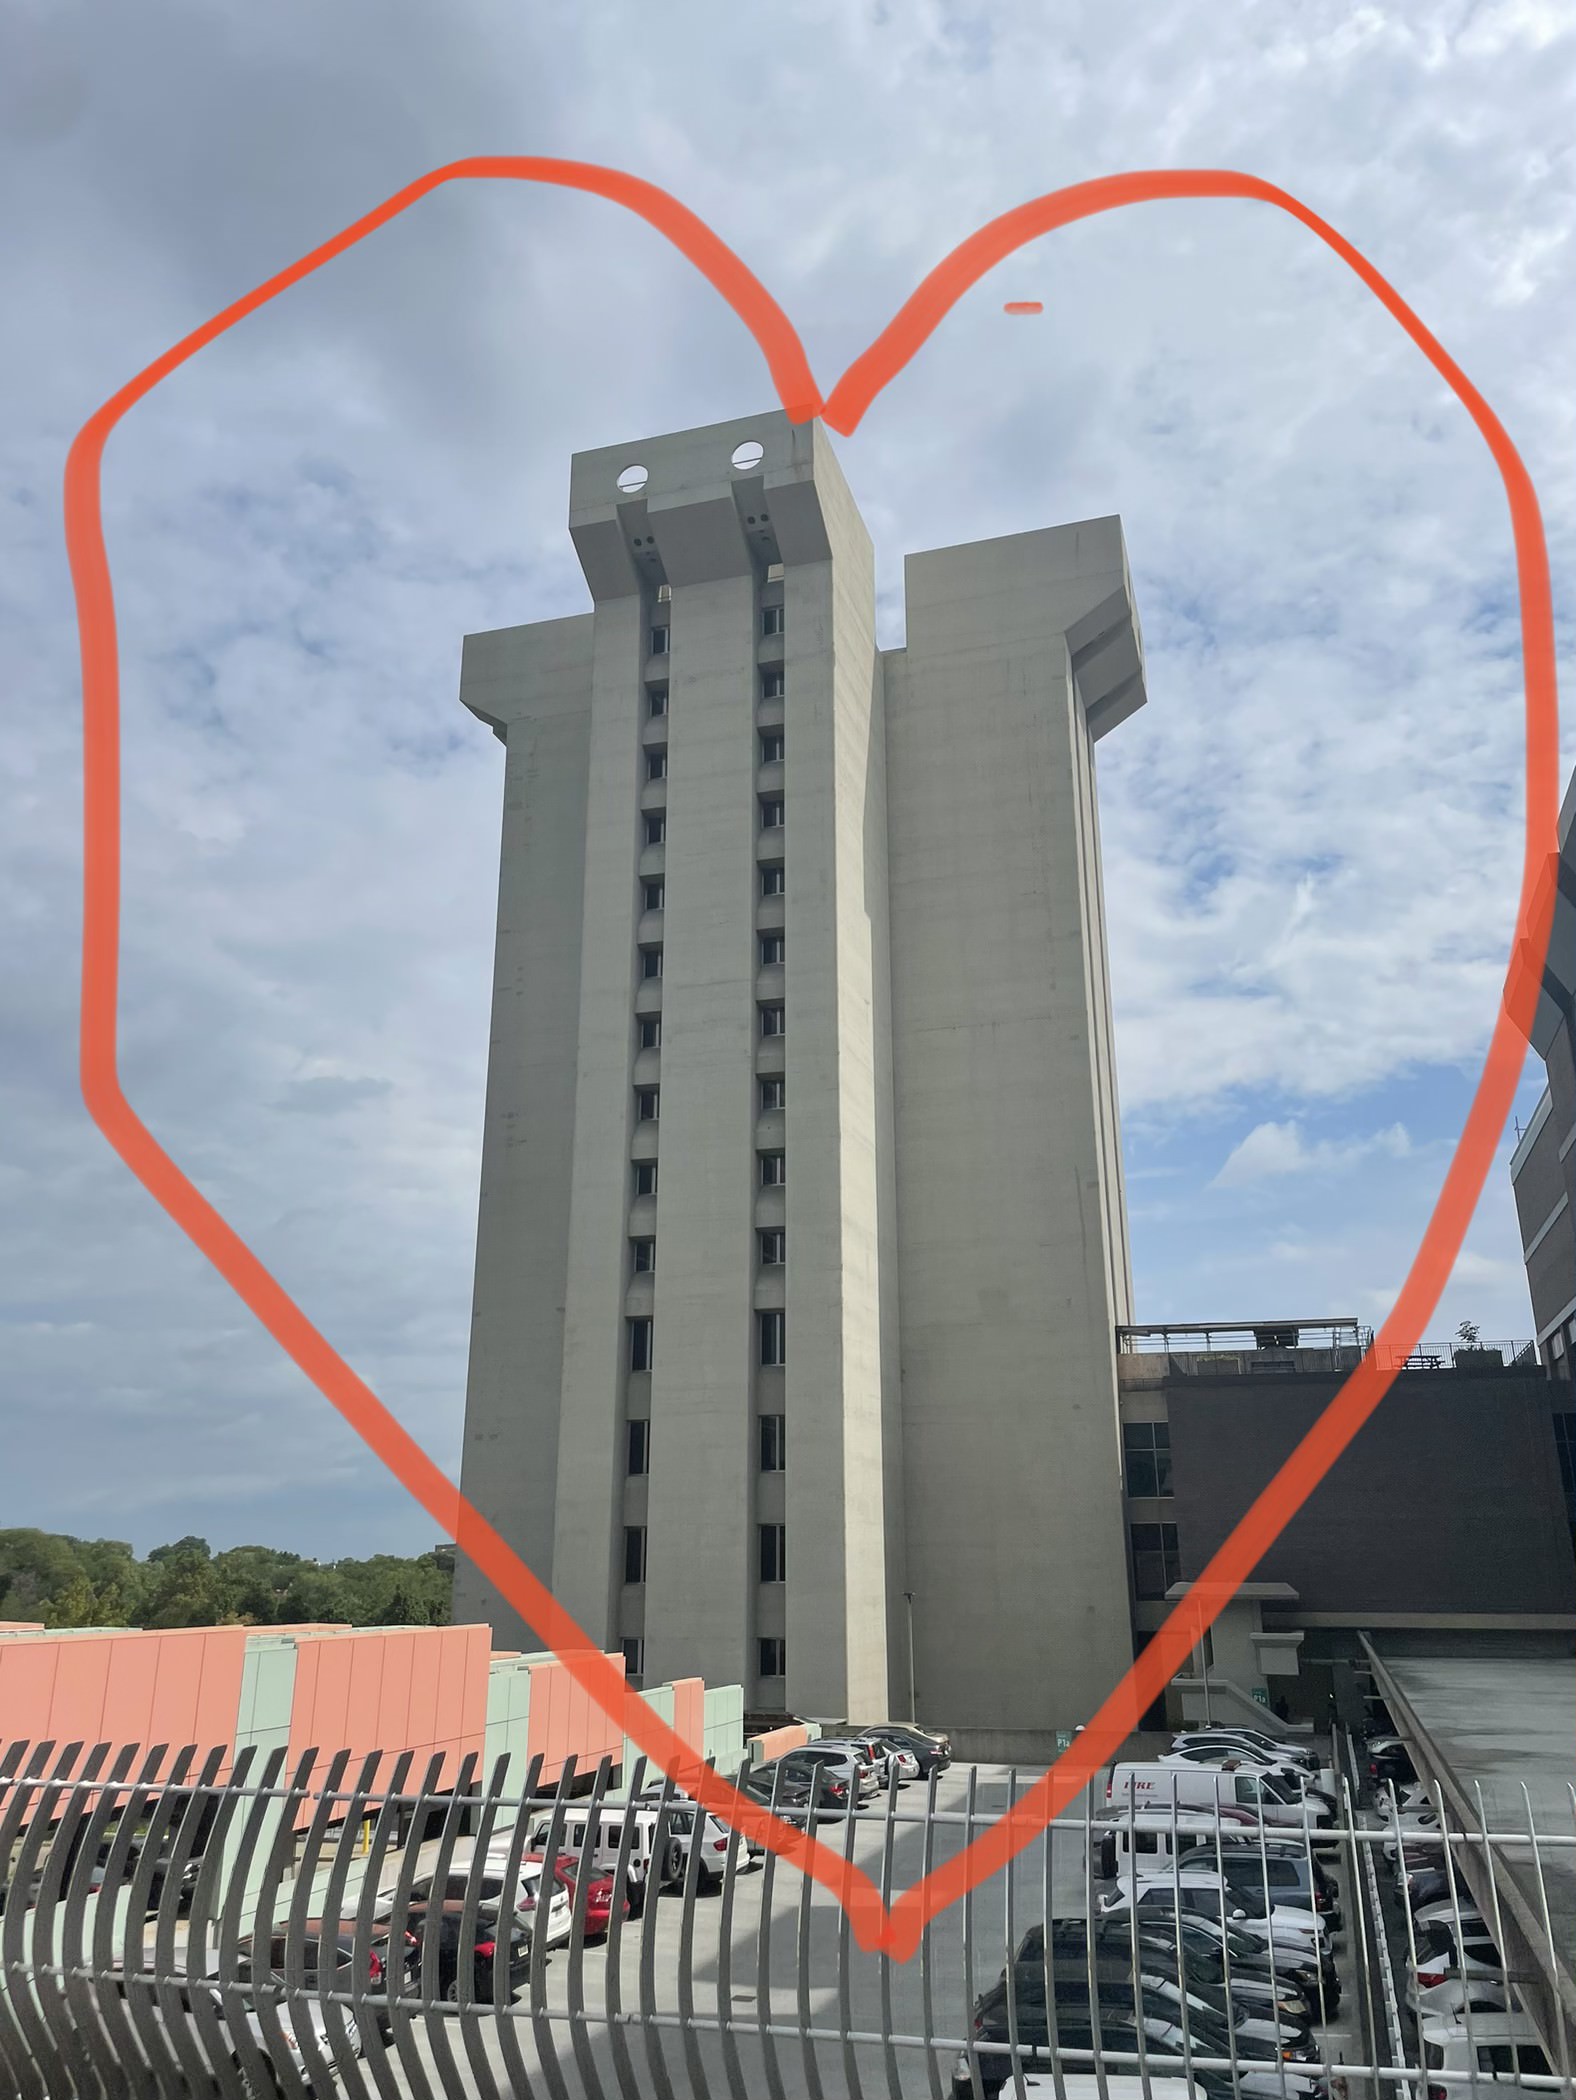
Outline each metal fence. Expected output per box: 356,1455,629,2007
2,1736,1573,2100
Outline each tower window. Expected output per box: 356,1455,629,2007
760,797,784,832
623,1526,648,1583
1129,1522,1181,1602
761,669,785,701
640,948,663,981
758,1310,785,1367
760,865,785,899
631,1237,655,1275
644,814,666,847
759,1414,785,1471
638,1017,661,1051
758,1524,786,1582
643,880,664,913
759,1003,785,1039
759,934,784,969
762,606,784,638
647,686,668,718
628,1318,654,1372
760,731,783,765
646,750,667,783
759,1152,785,1188
627,1418,650,1475
633,1160,658,1197
650,625,669,656
635,1086,660,1121
758,1227,785,1265
759,1077,785,1113
622,1636,645,1679
758,1637,786,1678
1122,1421,1172,1498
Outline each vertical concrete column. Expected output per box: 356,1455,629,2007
452,618,594,1645
639,561,760,1690
552,594,648,1648
780,444,897,1721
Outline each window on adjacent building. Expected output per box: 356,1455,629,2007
627,1418,650,1475
628,1317,654,1372
760,731,784,765
635,1085,659,1121
650,625,669,656
623,1526,647,1583
760,864,785,898
1123,1420,1173,1498
643,880,664,913
640,948,663,981
646,750,667,782
1130,1522,1180,1602
759,1003,785,1038
656,583,672,604
647,686,668,718
759,934,784,968
759,1151,785,1188
644,814,666,847
759,1414,785,1472
758,1524,786,1582
758,1227,785,1265
761,669,785,701
633,1160,658,1197
622,1636,645,1679
758,1309,785,1367
631,1238,655,1275
638,1016,662,1051
759,796,784,831
762,605,784,637
758,1637,786,1678
759,1077,785,1113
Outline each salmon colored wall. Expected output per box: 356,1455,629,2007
0,1628,251,1776
748,1723,809,1764
671,1677,706,1755
285,1625,490,1791
524,1654,625,1783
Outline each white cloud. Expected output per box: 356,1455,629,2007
1211,1120,1413,1187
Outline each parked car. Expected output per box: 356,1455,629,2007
1406,1921,1506,2011
736,1759,831,1822
768,1743,878,1806
851,1732,921,1785
1404,1862,1473,1915
401,1899,532,2005
1023,1919,1316,2027
1158,1746,1338,1819
1366,1734,1416,1789
97,1964,352,2096
1412,1977,1510,2023
1420,2011,1552,2100
815,1737,885,1795
523,1848,626,1939
1095,1805,1267,1879
1172,1730,1321,1776
850,1722,952,1776
1412,1897,1488,1939
1105,1869,1329,1951
232,1918,405,2046
384,1855,573,1950
1130,1909,1338,2012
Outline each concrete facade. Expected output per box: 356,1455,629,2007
452,410,1148,1746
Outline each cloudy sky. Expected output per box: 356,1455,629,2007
3,0,1571,1560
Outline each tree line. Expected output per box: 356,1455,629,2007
0,1530,455,1632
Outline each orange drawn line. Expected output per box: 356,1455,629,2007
1003,299,1043,313
63,160,1559,1961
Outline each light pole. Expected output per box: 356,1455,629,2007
903,1591,916,1724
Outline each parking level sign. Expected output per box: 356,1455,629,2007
1053,1730,1075,1754
1250,1686,1270,1706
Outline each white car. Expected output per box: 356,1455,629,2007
1412,1977,1509,2022
1411,1896,1488,1937
1099,1874,1327,1957
1171,1729,1322,1777
379,1853,573,1950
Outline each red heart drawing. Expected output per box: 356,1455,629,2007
64,161,1558,1960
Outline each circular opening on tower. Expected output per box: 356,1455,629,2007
730,440,765,472
617,464,649,495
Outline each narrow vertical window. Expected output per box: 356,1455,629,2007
628,1317,654,1372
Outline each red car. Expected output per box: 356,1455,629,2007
523,1851,627,1940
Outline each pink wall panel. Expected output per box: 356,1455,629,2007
749,1724,809,1764
379,1634,415,1762
46,1640,113,1747
0,1641,62,1757
345,1635,387,1760
102,1636,161,1750
672,1678,705,1753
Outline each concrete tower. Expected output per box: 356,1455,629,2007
452,409,1147,1755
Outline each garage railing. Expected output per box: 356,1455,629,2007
1,1736,1573,2100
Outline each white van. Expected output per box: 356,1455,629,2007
1107,1763,1333,1832
1094,1805,1265,1878
1421,2011,1553,2098
527,1796,747,1901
